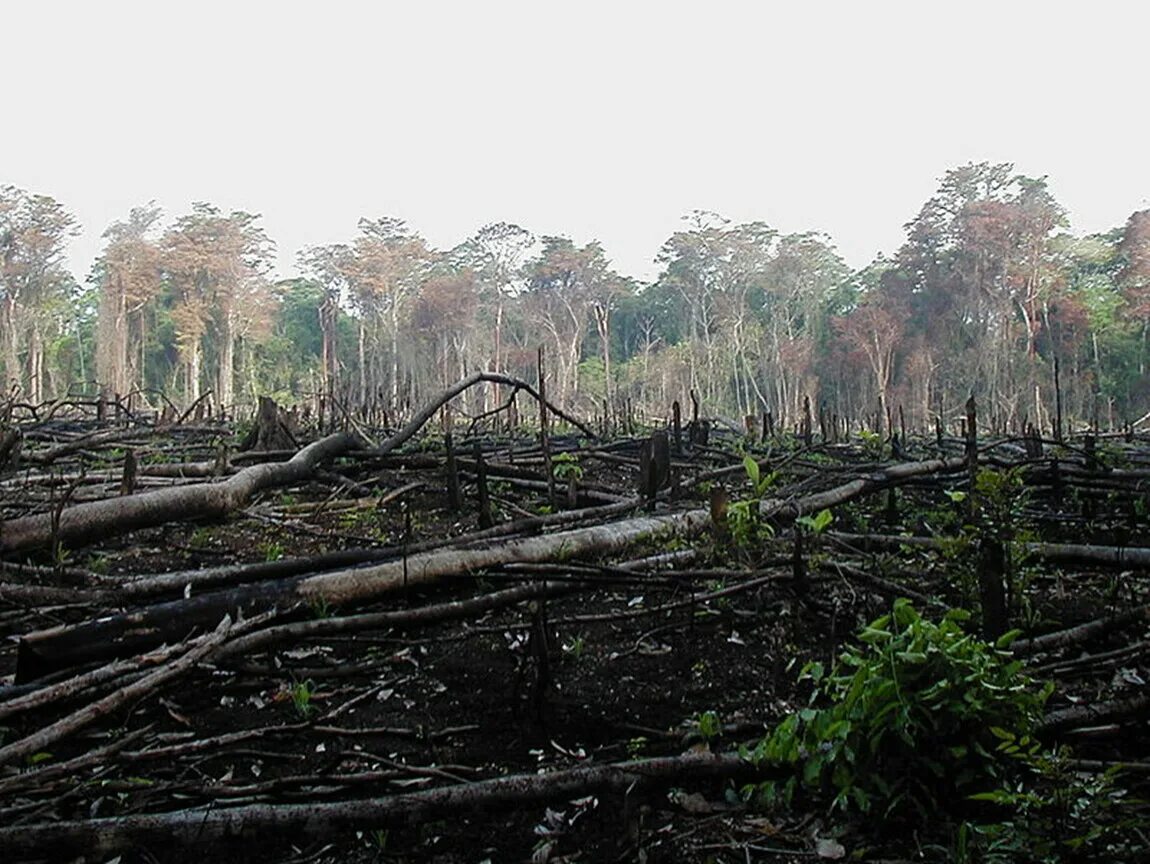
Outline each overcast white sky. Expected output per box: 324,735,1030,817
5,1,1148,283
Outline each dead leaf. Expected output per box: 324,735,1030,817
816,837,846,859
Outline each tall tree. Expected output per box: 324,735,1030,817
0,186,78,402
94,204,163,398
346,217,431,410
524,237,614,406
163,204,275,408
298,243,354,402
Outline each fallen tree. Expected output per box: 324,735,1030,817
0,750,752,858
0,371,590,556
15,455,975,682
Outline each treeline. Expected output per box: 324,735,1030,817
1,162,1148,431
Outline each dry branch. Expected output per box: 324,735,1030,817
0,612,269,767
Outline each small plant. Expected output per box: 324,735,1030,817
795,508,834,535
360,828,389,851
290,678,318,718
858,428,885,459
189,526,213,549
308,596,334,619
742,454,777,498
562,634,586,660
260,540,285,562
626,736,649,758
85,554,112,575
694,710,723,742
26,751,53,767
964,743,1148,862
552,451,583,482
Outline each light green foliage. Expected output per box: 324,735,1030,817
694,710,722,742
744,600,1051,817
972,467,1031,544
742,454,777,498
260,540,285,562
562,634,586,660
308,597,333,619
551,451,583,481
858,428,885,459
726,454,779,548
188,527,213,549
795,508,834,535
290,678,317,719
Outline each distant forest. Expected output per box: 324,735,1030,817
2,161,1148,432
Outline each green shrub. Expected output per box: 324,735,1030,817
744,599,1052,817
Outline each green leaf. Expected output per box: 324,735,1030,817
743,455,760,488
994,629,1023,650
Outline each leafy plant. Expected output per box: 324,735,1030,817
744,600,1052,818
552,451,583,482
290,678,318,718
260,540,285,562
964,738,1147,863
795,508,834,535
727,498,775,547
742,454,777,498
694,710,723,742
858,428,885,459
562,633,586,660
308,597,334,619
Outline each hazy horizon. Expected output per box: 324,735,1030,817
6,1,1148,284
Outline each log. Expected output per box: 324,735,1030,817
0,613,257,767
0,751,753,858
0,372,592,556
15,454,974,681
15,507,710,682
0,432,361,555
1039,692,1150,734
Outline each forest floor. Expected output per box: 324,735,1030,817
1,393,1149,863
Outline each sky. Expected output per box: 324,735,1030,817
5,1,1148,284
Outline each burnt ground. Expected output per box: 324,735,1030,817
2,421,1149,863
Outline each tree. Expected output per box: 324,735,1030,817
162,204,275,409
345,218,431,411
94,204,164,399
0,186,79,402
298,244,354,403
524,237,615,407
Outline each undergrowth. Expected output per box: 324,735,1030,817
742,600,1146,861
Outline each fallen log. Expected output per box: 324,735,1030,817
1039,692,1150,734
832,531,1150,570
15,508,711,682
1011,604,1150,655
758,456,967,520
0,372,592,556
0,432,361,555
15,454,973,682
0,613,270,767
0,750,753,858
